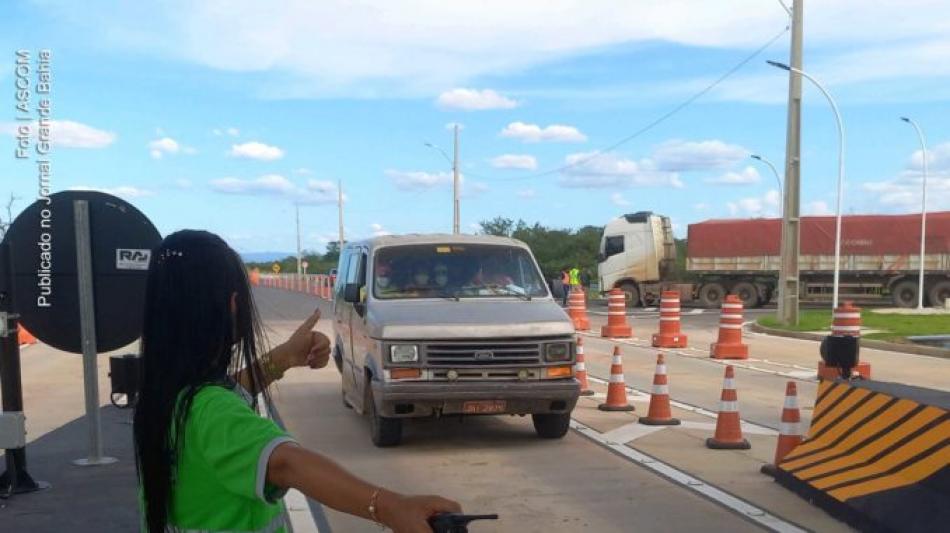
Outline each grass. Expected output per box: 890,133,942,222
758,309,950,343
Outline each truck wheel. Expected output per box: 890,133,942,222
619,282,640,308
891,280,918,308
366,384,402,447
927,280,950,308
732,282,760,309
532,412,571,439
698,283,726,308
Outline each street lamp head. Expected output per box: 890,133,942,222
751,154,763,161
900,117,911,123
766,60,791,71
424,142,434,147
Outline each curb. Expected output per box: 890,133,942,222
749,322,950,359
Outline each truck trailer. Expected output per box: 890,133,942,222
597,211,950,308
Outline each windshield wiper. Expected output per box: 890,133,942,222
488,285,532,301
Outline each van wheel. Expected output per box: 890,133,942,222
698,283,726,308
732,282,760,308
891,280,918,308
366,385,402,447
532,413,571,439
928,280,950,308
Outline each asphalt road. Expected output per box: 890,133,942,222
253,286,931,532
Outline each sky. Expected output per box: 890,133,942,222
2,0,949,255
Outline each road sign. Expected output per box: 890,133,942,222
1,190,161,353
302,260,309,269
272,263,281,273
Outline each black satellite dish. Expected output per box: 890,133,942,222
0,190,161,353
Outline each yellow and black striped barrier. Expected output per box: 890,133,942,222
776,379,948,532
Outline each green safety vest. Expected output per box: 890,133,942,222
145,385,295,532
569,268,581,286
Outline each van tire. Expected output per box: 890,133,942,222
698,283,726,308
532,413,571,439
366,385,402,447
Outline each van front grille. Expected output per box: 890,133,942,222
424,341,542,366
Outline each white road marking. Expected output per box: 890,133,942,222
679,420,777,436
571,420,807,533
285,489,321,533
601,421,666,443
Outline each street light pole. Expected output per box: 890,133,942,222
295,203,302,278
338,180,344,247
751,154,785,300
751,154,783,190
768,59,845,310
901,117,929,309
453,124,460,235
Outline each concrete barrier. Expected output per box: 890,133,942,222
775,379,949,533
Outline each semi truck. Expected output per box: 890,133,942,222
597,211,950,309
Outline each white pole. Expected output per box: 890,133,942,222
338,180,344,246
901,117,928,309
295,203,302,278
781,65,845,309
453,124,460,235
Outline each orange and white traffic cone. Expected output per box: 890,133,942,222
710,294,749,360
706,365,751,449
652,290,687,348
818,301,871,380
567,286,591,331
639,353,680,426
575,337,594,396
600,288,632,338
598,346,634,412
761,381,803,476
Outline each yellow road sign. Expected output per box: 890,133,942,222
272,263,281,273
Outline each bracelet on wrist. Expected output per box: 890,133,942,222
368,487,383,528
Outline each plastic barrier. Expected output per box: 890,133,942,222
775,379,949,533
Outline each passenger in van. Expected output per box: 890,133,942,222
433,262,450,289
409,262,431,289
375,262,399,297
134,230,460,533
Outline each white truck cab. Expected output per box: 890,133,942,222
597,211,676,306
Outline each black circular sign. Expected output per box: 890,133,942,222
1,191,161,353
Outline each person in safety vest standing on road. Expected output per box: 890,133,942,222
560,269,571,306
134,230,461,533
569,266,581,294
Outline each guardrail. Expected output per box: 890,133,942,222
257,274,336,300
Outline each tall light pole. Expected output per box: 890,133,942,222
295,203,302,278
751,154,785,302
768,59,845,309
751,154,783,190
776,0,802,325
901,116,929,309
338,179,344,247
424,124,461,234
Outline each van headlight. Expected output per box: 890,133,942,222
389,345,419,363
545,343,571,362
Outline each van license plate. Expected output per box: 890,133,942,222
462,400,507,414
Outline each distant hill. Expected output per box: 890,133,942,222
241,251,293,263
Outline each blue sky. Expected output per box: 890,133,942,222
2,1,949,254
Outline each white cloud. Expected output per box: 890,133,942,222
293,167,313,175
68,185,154,199
559,152,683,189
861,141,950,212
226,127,240,137
210,174,338,204
805,200,833,216
370,223,391,237
465,181,489,196
516,188,536,198
611,193,631,207
385,169,454,191
229,141,285,161
175,178,193,189
149,137,180,159
0,120,116,148
490,154,538,170
705,165,761,185
436,88,518,111
653,139,749,171
500,122,586,143
693,202,709,210
727,189,781,217
909,141,950,171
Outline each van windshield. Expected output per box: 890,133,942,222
373,244,549,300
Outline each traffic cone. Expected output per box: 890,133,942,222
818,301,871,380
639,353,680,426
710,294,749,360
600,288,632,338
652,290,687,348
706,365,751,449
574,337,594,396
598,346,634,412
567,286,590,331
18,325,37,346
761,381,803,476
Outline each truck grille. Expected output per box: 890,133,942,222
424,341,542,367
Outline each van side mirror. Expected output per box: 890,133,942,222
343,283,361,303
